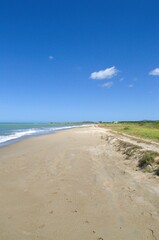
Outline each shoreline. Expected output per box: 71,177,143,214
0,124,94,148
0,126,159,239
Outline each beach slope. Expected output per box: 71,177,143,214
0,126,159,240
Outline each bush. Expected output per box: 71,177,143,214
138,152,157,169
123,127,130,130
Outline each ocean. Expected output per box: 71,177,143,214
0,122,87,147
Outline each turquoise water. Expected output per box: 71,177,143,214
0,122,85,146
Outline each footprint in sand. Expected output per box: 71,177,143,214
72,210,78,213
66,198,72,203
52,192,58,195
39,224,45,229
84,220,89,224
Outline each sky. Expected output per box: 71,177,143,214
0,0,159,122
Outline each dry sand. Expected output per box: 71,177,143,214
0,126,159,240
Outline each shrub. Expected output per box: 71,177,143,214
138,152,158,169
123,127,130,130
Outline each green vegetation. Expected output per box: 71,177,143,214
100,121,159,142
138,151,158,169
136,151,159,176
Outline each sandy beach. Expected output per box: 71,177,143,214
0,126,159,240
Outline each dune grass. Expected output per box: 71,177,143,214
138,151,158,169
100,121,159,142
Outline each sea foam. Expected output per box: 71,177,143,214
0,124,92,146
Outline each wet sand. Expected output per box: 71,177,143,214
0,126,159,240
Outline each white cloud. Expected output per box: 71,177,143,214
128,84,133,88
49,55,54,60
119,77,124,82
101,81,113,89
149,67,159,76
90,66,118,80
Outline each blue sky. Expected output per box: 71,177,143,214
0,0,159,122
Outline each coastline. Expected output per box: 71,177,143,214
0,124,93,148
0,126,159,239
